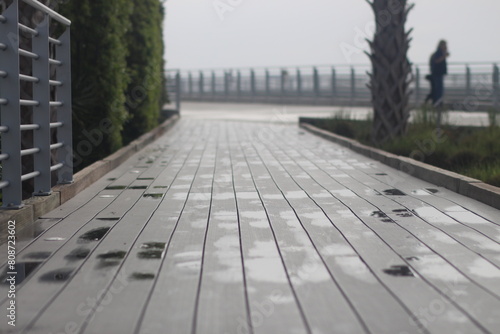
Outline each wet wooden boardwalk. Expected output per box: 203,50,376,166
1,118,500,334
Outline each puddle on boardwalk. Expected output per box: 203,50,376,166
143,193,164,199
138,250,163,259
1,262,42,285
97,250,126,260
78,227,110,243
137,177,155,181
375,173,388,176
65,248,91,261
130,272,155,280
39,268,74,283
153,186,168,189
426,188,439,194
107,178,117,181
141,242,166,250
96,217,120,221
392,209,413,218
128,185,148,190
24,251,52,260
371,211,387,218
138,242,166,259
383,265,414,277
99,195,115,198
97,250,127,267
105,185,127,190
370,211,393,223
383,189,406,196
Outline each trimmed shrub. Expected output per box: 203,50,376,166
123,0,165,144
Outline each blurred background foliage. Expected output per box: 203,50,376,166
59,0,166,171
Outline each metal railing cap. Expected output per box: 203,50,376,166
21,0,71,26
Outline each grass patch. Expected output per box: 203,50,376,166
304,114,500,187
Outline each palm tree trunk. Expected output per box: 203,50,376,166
366,0,414,144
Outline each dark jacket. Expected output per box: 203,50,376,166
430,48,447,76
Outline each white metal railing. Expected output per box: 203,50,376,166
172,62,500,112
0,0,73,209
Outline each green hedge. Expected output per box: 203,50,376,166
59,0,165,170
123,0,165,144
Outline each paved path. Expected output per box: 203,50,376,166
178,101,495,127
1,115,500,334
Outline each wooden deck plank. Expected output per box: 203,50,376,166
299,172,500,333
0,193,116,284
239,128,367,334
250,137,425,334
138,129,217,334
228,126,309,334
194,135,249,334
17,128,200,334
81,131,204,334
0,129,195,333
263,127,491,333
0,189,146,333
3,118,500,334
335,169,500,297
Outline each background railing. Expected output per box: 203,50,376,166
0,0,73,209
167,62,500,112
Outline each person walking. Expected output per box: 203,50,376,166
428,40,450,107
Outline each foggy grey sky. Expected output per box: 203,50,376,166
163,0,500,70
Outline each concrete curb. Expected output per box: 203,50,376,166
0,115,180,240
299,121,500,210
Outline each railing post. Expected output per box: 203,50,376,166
188,72,193,96
237,70,241,97
415,66,420,106
199,71,204,96
32,15,51,195
0,1,22,208
211,71,216,96
466,65,471,96
296,68,302,97
331,67,336,101
56,27,73,184
224,71,229,97
280,69,286,97
265,69,270,96
175,71,181,112
494,64,499,113
313,67,319,97
250,69,256,97
350,67,356,103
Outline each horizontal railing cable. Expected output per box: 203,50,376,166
19,74,39,83
50,163,63,172
18,23,38,36
19,48,38,59
20,147,40,157
20,124,40,131
20,99,39,106
50,122,63,128
21,0,71,26
21,171,40,182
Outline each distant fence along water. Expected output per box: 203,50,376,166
167,62,500,112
